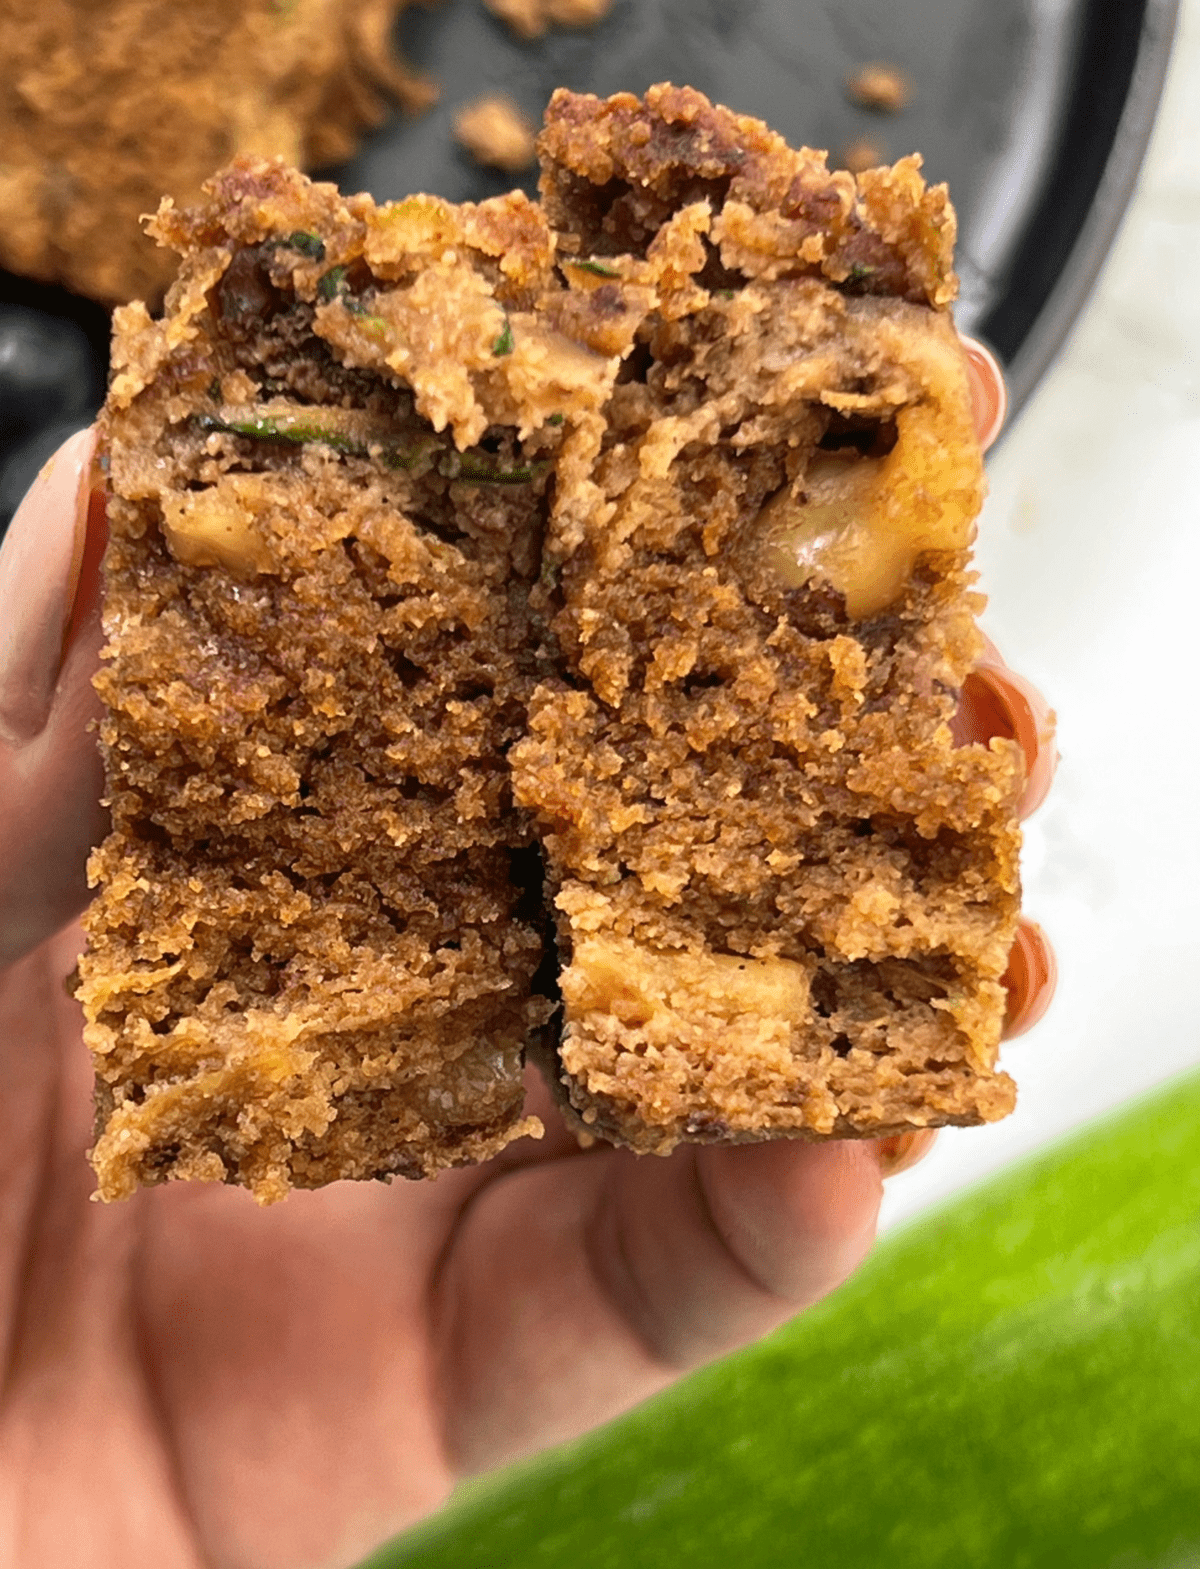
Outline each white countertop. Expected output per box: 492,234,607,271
880,0,1200,1230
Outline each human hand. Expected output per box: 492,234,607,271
0,344,1054,1569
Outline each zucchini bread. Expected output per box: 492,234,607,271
80,84,1022,1201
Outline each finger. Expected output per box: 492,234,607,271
1001,917,1057,1040
950,641,1058,819
434,1137,880,1475
0,427,96,739
961,334,1008,452
0,429,108,966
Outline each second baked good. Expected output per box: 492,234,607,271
0,0,434,305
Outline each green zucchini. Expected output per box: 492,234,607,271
191,405,546,484
371,1070,1200,1568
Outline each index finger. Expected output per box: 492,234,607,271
0,428,108,966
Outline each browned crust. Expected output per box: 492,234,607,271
537,82,958,308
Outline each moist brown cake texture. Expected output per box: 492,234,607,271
81,84,1023,1202
0,0,434,305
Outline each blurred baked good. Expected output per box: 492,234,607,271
0,0,435,305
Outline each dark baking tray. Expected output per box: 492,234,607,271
0,0,1179,531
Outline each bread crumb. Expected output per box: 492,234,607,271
484,0,611,41
846,62,913,113
453,94,538,172
840,137,885,174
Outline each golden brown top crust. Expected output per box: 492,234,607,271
108,159,574,439
538,83,958,308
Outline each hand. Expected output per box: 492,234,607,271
0,347,1054,1569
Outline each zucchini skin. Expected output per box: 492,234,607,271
383,1069,1200,1569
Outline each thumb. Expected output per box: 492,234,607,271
0,427,108,966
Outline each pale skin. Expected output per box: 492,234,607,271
0,345,1045,1569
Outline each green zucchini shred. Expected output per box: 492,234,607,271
281,231,326,261
190,406,543,483
317,265,348,302
191,410,435,471
570,259,620,279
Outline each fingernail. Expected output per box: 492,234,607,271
1001,917,1058,1040
950,645,1058,819
63,487,108,656
874,1129,938,1179
961,334,1008,453
0,426,97,743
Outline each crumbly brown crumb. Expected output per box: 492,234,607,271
454,95,538,172
83,83,1022,1200
483,0,612,40
846,63,913,114
0,0,435,306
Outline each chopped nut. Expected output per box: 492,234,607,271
453,95,538,173
160,485,277,576
567,937,812,1030
846,63,913,113
756,301,982,619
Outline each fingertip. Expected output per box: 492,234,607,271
9,425,97,559
698,1136,882,1306
0,425,108,965
950,645,1058,820
1002,918,1058,1039
961,334,1008,452
63,484,108,659
0,424,98,742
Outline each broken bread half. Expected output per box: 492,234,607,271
511,85,1022,1154
80,166,574,1202
80,84,1022,1201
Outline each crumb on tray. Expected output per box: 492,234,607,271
839,136,885,174
453,94,538,171
846,62,913,113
